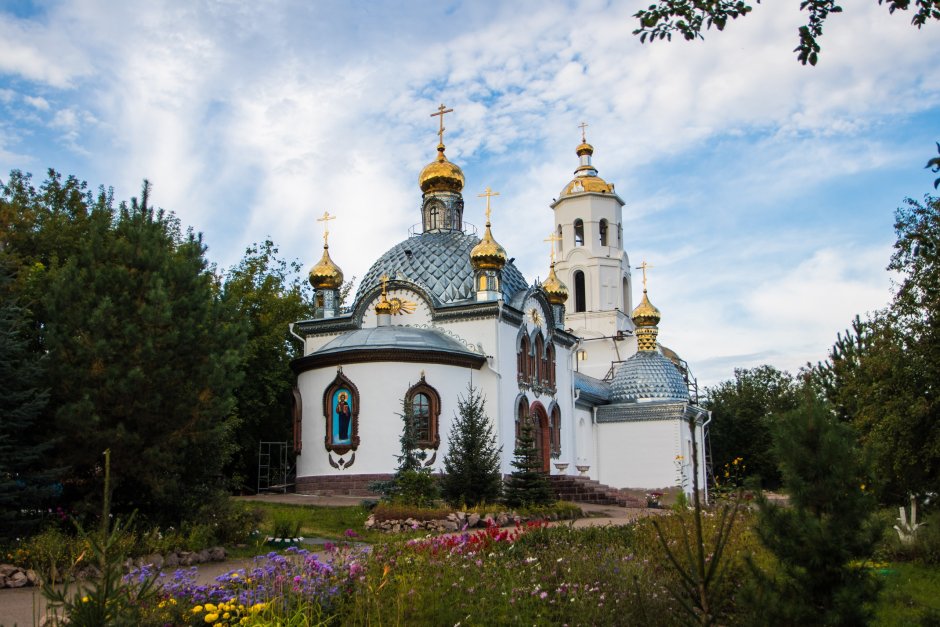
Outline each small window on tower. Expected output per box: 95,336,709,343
574,270,586,312
599,219,608,246
574,219,584,247
557,224,563,252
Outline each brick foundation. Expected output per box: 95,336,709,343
296,473,393,496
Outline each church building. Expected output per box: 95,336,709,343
290,107,707,498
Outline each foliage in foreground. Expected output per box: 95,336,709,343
503,422,554,508
632,0,940,66
745,397,881,625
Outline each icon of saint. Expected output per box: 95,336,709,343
336,391,352,442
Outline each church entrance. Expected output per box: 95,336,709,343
530,402,551,473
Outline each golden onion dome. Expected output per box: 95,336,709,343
576,141,594,157
632,290,661,328
308,245,344,290
419,144,465,194
470,223,507,271
542,263,568,305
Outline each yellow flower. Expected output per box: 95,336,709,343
193,605,204,613
81,596,89,603
223,612,231,620
240,619,250,625
205,603,217,612
204,612,219,623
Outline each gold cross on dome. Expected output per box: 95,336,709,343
477,187,499,223
430,103,454,145
316,211,336,245
578,121,589,142
635,260,654,291
380,274,390,297
544,232,562,263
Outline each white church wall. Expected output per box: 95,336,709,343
296,359,494,479
596,420,682,490
571,405,597,479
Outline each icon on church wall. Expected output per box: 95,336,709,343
323,372,360,455
332,389,353,444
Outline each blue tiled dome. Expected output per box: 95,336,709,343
610,350,689,403
356,231,528,305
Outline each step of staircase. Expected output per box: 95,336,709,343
548,475,646,508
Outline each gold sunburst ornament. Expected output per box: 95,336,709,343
389,296,417,316
530,307,542,326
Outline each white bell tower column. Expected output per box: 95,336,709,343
551,126,634,379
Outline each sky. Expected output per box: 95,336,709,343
1,0,938,389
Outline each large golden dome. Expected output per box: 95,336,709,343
470,223,507,270
308,245,344,290
632,290,661,328
542,263,568,305
419,145,465,194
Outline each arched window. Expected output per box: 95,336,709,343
574,270,586,312
551,404,561,457
622,277,629,312
406,378,441,449
557,224,563,252
534,334,544,384
599,219,608,246
574,219,584,246
546,344,556,389
429,204,440,230
518,335,530,381
516,397,529,445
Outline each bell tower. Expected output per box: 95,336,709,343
551,125,634,379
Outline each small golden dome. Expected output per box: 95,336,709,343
560,175,614,197
542,263,568,305
632,290,661,328
309,245,344,290
419,145,465,194
576,141,594,157
470,224,507,271
375,297,393,315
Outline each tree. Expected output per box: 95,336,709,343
704,365,799,488
40,181,243,524
633,1,940,65
221,240,313,493
503,422,554,508
441,385,502,507
745,397,880,625
0,257,56,541
814,195,940,502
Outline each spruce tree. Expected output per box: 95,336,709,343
388,396,437,506
746,396,880,625
0,260,56,541
441,385,502,507
503,421,554,508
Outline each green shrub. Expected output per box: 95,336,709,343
270,509,306,539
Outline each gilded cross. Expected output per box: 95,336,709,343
635,260,654,291
544,232,562,263
430,103,454,145
317,211,336,246
578,121,589,142
477,186,499,223
380,274,390,297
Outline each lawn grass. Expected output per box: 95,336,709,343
873,562,940,626
236,501,387,544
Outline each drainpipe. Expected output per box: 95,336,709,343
288,323,305,347
701,411,712,505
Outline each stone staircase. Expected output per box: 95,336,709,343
548,475,647,508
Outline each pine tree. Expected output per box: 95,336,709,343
41,182,244,525
503,421,554,508
746,396,880,625
441,385,502,507
0,259,56,541
387,396,437,506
